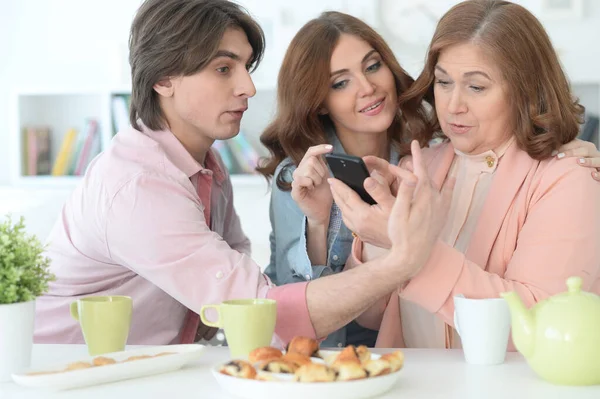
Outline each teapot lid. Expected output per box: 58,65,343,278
567,276,583,293
550,276,600,306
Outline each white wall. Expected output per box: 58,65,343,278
0,0,598,264
1,0,598,184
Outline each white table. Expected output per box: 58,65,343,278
0,345,598,398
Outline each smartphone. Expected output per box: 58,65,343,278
325,153,376,205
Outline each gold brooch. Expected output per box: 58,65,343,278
485,156,495,168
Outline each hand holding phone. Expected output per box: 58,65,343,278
291,144,335,225
325,153,376,205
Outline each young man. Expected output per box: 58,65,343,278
33,0,430,346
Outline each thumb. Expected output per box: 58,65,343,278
364,173,394,211
389,165,417,225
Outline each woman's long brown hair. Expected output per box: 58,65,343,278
257,11,432,190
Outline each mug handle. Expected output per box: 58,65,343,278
70,301,79,321
199,305,221,328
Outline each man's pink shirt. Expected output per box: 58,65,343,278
33,124,315,345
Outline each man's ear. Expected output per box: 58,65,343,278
153,78,174,97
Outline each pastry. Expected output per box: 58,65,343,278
123,355,153,362
335,362,368,381
331,345,361,369
219,360,257,379
249,346,283,363
286,336,320,358
281,351,312,367
92,356,117,366
26,370,63,376
154,352,175,357
380,350,404,372
363,359,392,377
323,352,339,366
356,345,371,364
65,361,93,371
258,359,297,373
294,363,336,382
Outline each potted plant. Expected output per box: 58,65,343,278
0,215,54,381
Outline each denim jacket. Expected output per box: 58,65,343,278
264,131,400,348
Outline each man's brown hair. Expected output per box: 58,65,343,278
128,0,265,131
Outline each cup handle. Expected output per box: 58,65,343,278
453,310,461,336
70,301,79,321
199,305,221,328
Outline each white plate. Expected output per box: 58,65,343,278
212,350,403,399
12,344,205,391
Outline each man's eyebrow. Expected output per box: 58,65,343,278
331,49,378,77
213,50,253,63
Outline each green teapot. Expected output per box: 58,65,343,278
501,276,600,385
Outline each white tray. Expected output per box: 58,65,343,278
212,350,403,399
12,344,205,391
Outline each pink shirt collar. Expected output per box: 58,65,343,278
140,122,226,184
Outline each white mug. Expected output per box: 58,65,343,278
453,294,511,365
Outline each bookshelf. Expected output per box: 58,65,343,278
13,80,598,189
11,86,277,189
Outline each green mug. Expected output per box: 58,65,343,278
70,296,133,356
200,299,277,358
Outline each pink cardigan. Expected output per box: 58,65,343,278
351,140,600,348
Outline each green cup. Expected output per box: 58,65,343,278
70,296,133,356
200,299,276,358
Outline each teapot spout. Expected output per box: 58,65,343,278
500,291,535,358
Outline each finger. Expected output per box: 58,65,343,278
292,175,316,190
555,146,599,159
305,144,334,158
293,164,326,187
329,177,372,213
363,156,392,174
388,163,418,186
389,173,418,226
308,156,328,179
317,156,330,178
593,171,600,181
328,178,355,215
364,174,395,211
555,139,595,154
410,140,431,187
575,157,600,168
404,160,414,173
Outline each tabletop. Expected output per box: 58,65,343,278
1,345,598,399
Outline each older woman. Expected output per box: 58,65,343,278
329,0,600,349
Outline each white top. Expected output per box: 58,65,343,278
1,344,598,399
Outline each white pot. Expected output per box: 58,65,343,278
0,300,36,382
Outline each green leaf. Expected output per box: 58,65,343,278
0,215,55,304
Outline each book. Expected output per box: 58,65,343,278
22,126,51,176
51,128,78,176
